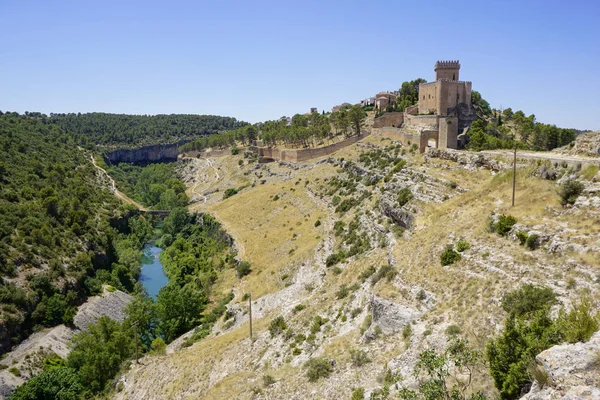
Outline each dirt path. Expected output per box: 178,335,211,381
90,156,149,211
481,150,600,166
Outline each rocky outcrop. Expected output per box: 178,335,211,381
522,331,600,399
379,197,414,229
370,296,419,335
425,148,506,171
105,143,180,164
555,131,600,158
74,288,132,330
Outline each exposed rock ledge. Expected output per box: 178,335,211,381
522,331,600,399
0,288,132,399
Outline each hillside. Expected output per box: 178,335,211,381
113,128,600,399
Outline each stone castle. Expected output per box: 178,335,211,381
374,60,476,152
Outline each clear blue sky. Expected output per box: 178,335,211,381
1,0,598,130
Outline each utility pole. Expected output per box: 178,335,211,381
512,144,517,207
248,293,253,342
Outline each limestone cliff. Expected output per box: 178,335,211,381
105,143,180,164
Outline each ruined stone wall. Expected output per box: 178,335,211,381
419,130,440,153
405,104,419,115
418,82,438,114
374,112,404,128
403,114,440,134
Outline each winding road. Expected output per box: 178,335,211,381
90,155,149,211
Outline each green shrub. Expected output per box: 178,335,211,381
456,239,470,252
359,266,376,282
336,285,350,299
496,214,517,236
223,188,239,199
269,316,288,337
262,374,276,387
558,180,584,206
293,304,305,313
236,261,251,278
231,147,240,155
326,252,345,267
349,348,371,367
501,284,557,317
397,188,413,207
445,325,461,336
440,245,461,266
402,324,412,340
150,337,166,355
516,231,528,245
351,387,365,400
304,357,333,382
310,315,328,334
314,220,321,227
371,264,397,285
525,233,540,250
555,295,600,344
360,314,372,334
8,366,20,376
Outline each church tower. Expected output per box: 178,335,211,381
434,60,460,81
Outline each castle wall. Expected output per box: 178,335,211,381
438,81,472,115
419,130,440,153
418,82,438,114
435,68,459,81
403,114,440,133
374,112,404,128
438,117,458,149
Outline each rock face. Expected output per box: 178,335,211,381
370,296,419,335
74,289,132,331
425,147,505,171
555,131,600,158
0,288,132,399
522,331,600,400
105,143,180,164
379,197,413,229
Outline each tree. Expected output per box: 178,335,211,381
348,105,367,136
67,316,134,393
9,367,84,400
156,282,207,342
399,339,486,400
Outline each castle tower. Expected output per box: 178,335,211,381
434,60,460,81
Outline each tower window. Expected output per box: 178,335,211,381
453,73,456,80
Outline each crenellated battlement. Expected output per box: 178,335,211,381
434,60,461,70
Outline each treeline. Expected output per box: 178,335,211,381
48,112,246,148
375,78,427,116
467,98,576,151
181,105,368,152
107,162,189,209
0,112,153,353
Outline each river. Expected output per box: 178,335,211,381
139,244,168,299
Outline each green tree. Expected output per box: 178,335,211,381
9,367,84,400
156,282,207,342
348,105,367,136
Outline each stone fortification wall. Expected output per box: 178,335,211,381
438,80,471,115
403,114,440,134
257,133,368,162
405,104,419,115
418,82,438,114
438,117,458,149
374,112,404,128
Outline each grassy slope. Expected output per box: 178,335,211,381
115,134,600,399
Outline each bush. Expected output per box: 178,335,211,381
525,233,540,250
402,324,412,340
440,245,461,266
326,252,345,267
269,316,287,337
262,374,276,387
445,324,461,336
397,188,413,207
223,188,239,199
351,387,365,400
236,261,251,278
516,231,528,245
336,285,350,299
371,264,397,285
293,304,305,313
314,220,321,227
350,348,371,367
555,295,600,344
496,214,517,236
456,239,470,252
304,357,333,382
150,337,166,355
8,367,20,376
558,180,584,206
501,284,557,317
